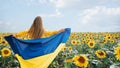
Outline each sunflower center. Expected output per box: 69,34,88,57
111,40,114,43
103,40,106,42
2,41,5,44
98,52,104,56
77,41,80,44
4,50,9,54
78,56,85,63
115,37,118,39
69,47,72,50
108,37,110,39
90,43,93,46
73,41,75,43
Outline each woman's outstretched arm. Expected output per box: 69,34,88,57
42,28,65,38
57,28,65,33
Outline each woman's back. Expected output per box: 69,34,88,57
5,16,69,68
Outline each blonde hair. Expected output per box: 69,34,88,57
28,16,44,39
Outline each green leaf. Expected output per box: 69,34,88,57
110,63,120,68
91,60,99,65
106,50,114,57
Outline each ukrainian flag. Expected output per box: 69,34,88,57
4,28,71,68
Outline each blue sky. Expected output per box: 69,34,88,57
0,0,120,32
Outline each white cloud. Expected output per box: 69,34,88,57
50,0,83,9
80,6,120,31
39,9,62,18
81,6,120,24
50,0,120,10
25,0,120,10
50,0,65,8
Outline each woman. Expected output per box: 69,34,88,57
6,16,70,68
14,16,65,39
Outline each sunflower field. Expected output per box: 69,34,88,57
0,32,120,68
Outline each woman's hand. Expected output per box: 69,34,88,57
57,28,65,33
13,33,17,37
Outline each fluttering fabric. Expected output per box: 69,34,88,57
4,28,71,68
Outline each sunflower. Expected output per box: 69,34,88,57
71,40,77,45
102,39,107,44
86,36,89,39
16,31,28,37
87,40,95,48
77,35,81,38
99,41,104,46
68,46,73,51
85,39,90,44
0,36,3,41
114,36,119,40
81,38,85,42
70,35,76,39
110,39,114,44
106,35,112,40
82,34,85,36
1,48,11,57
77,40,81,45
1,40,8,45
95,50,106,59
89,36,93,40
103,34,107,38
114,47,120,60
72,55,88,68
85,33,89,36
62,46,67,51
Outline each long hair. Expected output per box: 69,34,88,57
28,16,44,39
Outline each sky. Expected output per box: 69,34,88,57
0,0,120,32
